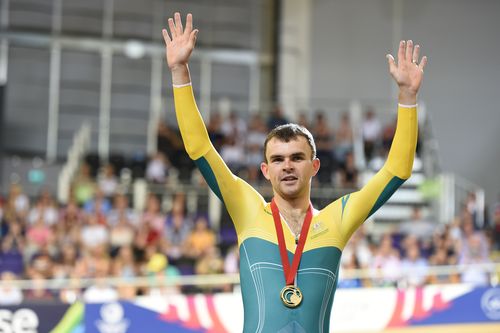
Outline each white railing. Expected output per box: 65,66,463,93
57,122,91,204
6,262,499,291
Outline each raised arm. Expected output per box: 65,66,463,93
162,13,264,234
335,40,427,244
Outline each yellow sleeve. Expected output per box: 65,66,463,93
335,104,418,246
173,85,264,236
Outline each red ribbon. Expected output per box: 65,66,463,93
270,198,313,285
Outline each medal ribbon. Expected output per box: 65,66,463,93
271,198,313,285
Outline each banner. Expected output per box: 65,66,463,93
83,285,500,332
0,303,70,333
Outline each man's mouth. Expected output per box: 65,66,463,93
281,175,298,182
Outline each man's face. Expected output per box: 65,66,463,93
261,136,320,200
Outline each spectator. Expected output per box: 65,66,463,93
381,116,397,156
370,234,401,286
206,111,225,151
400,241,429,287
221,111,247,144
267,105,288,129
362,107,382,161
335,112,353,163
312,111,336,184
139,193,165,241
27,189,58,226
98,163,119,198
25,271,54,301
145,252,180,295
245,114,267,183
109,217,135,253
0,272,23,305
83,259,118,303
107,194,139,228
146,152,170,183
492,194,500,250
184,215,216,259
71,163,96,205
164,194,192,264
399,206,435,241
220,134,246,174
338,253,363,288
460,233,491,286
80,214,109,251
5,184,30,222
337,151,358,188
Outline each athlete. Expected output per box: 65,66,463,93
162,12,427,333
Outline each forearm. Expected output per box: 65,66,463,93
384,103,418,179
173,80,211,159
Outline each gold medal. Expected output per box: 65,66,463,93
280,285,303,308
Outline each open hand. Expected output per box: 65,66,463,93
162,12,198,70
387,40,427,96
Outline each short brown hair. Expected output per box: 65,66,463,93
263,124,316,162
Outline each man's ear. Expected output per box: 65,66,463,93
312,158,320,177
260,162,271,180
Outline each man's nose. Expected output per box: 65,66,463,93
283,158,293,170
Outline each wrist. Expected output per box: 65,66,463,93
171,64,191,86
398,89,417,105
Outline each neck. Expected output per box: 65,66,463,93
273,193,310,215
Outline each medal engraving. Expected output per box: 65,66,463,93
280,285,303,308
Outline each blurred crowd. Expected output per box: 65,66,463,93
1,107,499,306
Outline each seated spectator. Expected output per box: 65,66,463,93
399,206,435,241
338,253,363,288
428,247,460,284
337,151,358,188
195,245,225,292
460,233,491,286
335,112,353,163
267,105,288,129
112,245,137,279
146,152,170,183
144,252,181,296
370,234,401,287
6,184,30,221
107,194,139,228
245,114,267,183
206,111,225,151
109,217,135,253
221,111,247,144
83,258,118,303
80,214,109,251
220,134,246,174
1,221,25,275
71,163,96,205
312,111,336,184
139,194,165,245
27,189,58,226
0,271,23,305
362,107,382,161
164,194,192,264
83,188,112,218
25,271,54,301
25,216,55,261
98,163,119,198
400,242,429,287
381,116,397,155
184,216,216,258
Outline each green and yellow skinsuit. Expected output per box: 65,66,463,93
173,83,417,333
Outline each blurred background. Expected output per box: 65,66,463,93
0,0,499,332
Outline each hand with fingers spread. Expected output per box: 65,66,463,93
386,40,428,104
162,12,199,72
